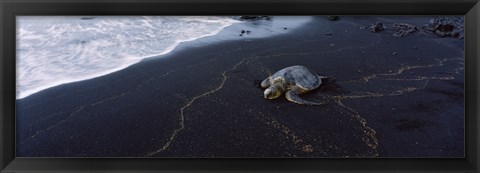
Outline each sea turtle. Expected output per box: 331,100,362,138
261,65,328,105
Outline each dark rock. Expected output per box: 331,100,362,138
437,24,455,32
246,30,251,34
392,23,418,38
241,30,246,34
240,16,259,20
328,16,339,21
369,22,384,33
283,27,288,30
262,16,273,21
80,17,94,20
325,33,333,36
422,16,464,39
239,16,272,21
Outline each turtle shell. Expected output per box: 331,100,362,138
270,65,321,90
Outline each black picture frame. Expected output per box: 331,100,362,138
1,0,479,172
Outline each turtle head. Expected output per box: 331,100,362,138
264,86,282,99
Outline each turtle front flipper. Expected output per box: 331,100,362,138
286,87,326,106
261,77,271,89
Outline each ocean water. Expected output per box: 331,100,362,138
16,16,312,99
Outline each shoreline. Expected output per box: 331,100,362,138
16,16,464,157
16,16,313,100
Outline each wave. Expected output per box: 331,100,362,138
16,16,312,99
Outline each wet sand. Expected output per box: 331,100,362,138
16,16,464,157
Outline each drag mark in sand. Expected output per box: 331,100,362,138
20,47,244,110
335,80,430,100
347,57,462,83
334,98,379,154
141,47,245,90
454,62,464,75
19,105,86,146
256,61,273,76
330,80,430,153
19,91,129,145
334,57,463,99
90,92,128,106
18,48,248,144
147,57,248,156
19,90,131,145
256,111,323,155
325,56,463,153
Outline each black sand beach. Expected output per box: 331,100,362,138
16,16,464,157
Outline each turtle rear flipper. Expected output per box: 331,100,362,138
286,87,327,106
318,75,336,83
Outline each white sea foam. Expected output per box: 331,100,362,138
16,16,312,99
